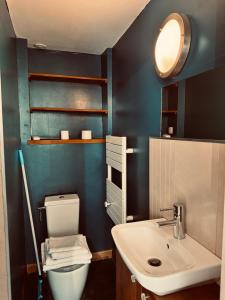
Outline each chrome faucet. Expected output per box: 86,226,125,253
157,203,185,239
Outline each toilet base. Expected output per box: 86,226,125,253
48,263,89,300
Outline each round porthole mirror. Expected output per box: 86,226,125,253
154,13,191,79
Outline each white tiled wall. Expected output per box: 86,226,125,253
149,138,225,257
221,207,225,299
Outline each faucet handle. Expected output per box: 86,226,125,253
160,207,174,212
160,203,184,219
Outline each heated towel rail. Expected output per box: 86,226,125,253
105,135,134,224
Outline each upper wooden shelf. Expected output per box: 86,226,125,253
28,73,107,84
30,107,108,114
27,138,106,145
162,110,177,114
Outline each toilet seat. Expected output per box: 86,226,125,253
51,263,83,273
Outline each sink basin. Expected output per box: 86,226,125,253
112,219,221,296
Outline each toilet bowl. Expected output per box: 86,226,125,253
48,264,89,300
44,194,91,300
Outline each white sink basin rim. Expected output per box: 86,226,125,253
112,219,221,296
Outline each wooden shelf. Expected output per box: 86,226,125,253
30,107,108,114
29,73,107,84
162,110,177,114
27,138,106,145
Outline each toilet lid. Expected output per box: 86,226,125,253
52,264,84,273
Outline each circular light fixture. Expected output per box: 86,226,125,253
154,13,191,79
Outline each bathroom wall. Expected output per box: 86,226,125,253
16,0,225,267
0,154,10,300
149,138,225,257
184,65,225,140
221,209,225,299
0,0,26,299
112,0,225,221
18,45,113,263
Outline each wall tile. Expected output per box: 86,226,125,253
0,275,9,300
215,145,225,257
149,138,225,257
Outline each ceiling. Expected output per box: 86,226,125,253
6,0,150,55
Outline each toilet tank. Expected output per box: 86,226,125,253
44,194,79,237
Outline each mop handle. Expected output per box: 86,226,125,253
19,150,42,277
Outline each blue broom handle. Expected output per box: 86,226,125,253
38,276,43,300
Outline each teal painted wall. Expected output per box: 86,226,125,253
16,0,225,268
18,46,113,263
102,48,113,135
112,0,225,219
0,1,25,299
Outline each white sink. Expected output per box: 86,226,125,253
112,219,221,296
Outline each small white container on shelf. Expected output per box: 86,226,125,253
168,127,174,135
61,130,69,140
32,136,41,140
81,130,92,140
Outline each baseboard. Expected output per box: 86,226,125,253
26,249,113,274
92,249,113,261
26,263,38,274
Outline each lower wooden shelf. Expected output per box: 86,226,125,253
27,138,106,145
30,107,108,114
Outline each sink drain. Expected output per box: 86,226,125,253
148,258,162,267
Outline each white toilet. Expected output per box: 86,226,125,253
44,194,90,300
